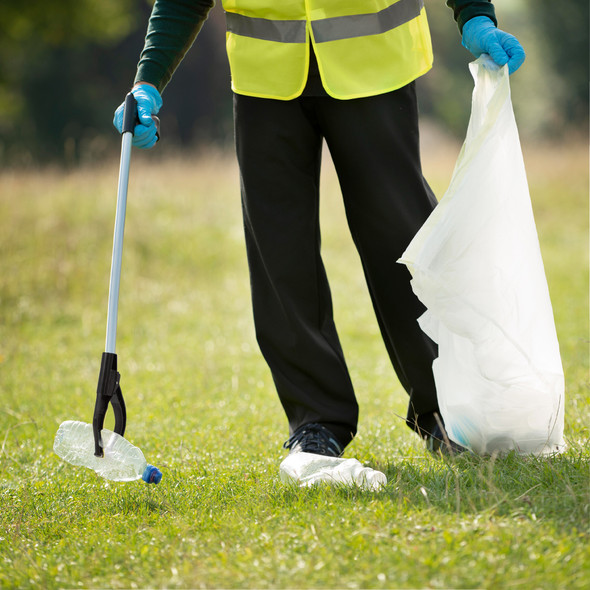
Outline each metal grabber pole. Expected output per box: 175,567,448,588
92,93,137,457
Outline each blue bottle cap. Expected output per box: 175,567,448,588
142,464,163,484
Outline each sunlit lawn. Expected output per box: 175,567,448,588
0,140,588,589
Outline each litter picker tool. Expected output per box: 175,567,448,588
92,92,138,456
54,94,162,483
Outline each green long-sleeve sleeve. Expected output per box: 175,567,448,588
134,0,215,92
446,0,497,33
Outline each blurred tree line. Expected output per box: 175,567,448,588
0,0,587,165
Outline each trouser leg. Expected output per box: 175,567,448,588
234,94,359,447
316,83,440,436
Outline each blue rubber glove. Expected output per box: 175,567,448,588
113,84,162,149
462,16,526,75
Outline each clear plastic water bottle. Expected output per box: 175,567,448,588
54,420,162,484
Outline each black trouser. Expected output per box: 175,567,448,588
234,83,440,448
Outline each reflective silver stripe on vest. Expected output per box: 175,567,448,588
312,0,424,43
225,11,306,43
225,0,423,44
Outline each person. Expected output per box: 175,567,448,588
114,0,525,457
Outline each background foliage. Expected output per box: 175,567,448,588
0,0,588,165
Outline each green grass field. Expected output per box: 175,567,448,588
0,142,588,589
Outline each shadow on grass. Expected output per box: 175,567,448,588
377,445,590,526
256,444,589,531
3,441,587,533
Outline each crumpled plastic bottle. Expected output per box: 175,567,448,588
54,420,162,484
279,452,386,491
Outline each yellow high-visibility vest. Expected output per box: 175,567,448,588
222,0,433,100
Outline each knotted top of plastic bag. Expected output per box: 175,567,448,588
398,56,565,456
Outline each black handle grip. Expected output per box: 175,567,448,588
122,92,138,135
122,92,160,141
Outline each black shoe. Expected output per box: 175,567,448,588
283,423,344,457
425,421,468,456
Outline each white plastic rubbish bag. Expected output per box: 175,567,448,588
280,452,387,491
398,56,565,456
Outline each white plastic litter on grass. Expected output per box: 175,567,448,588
280,452,387,491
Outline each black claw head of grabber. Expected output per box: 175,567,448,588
92,352,127,457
